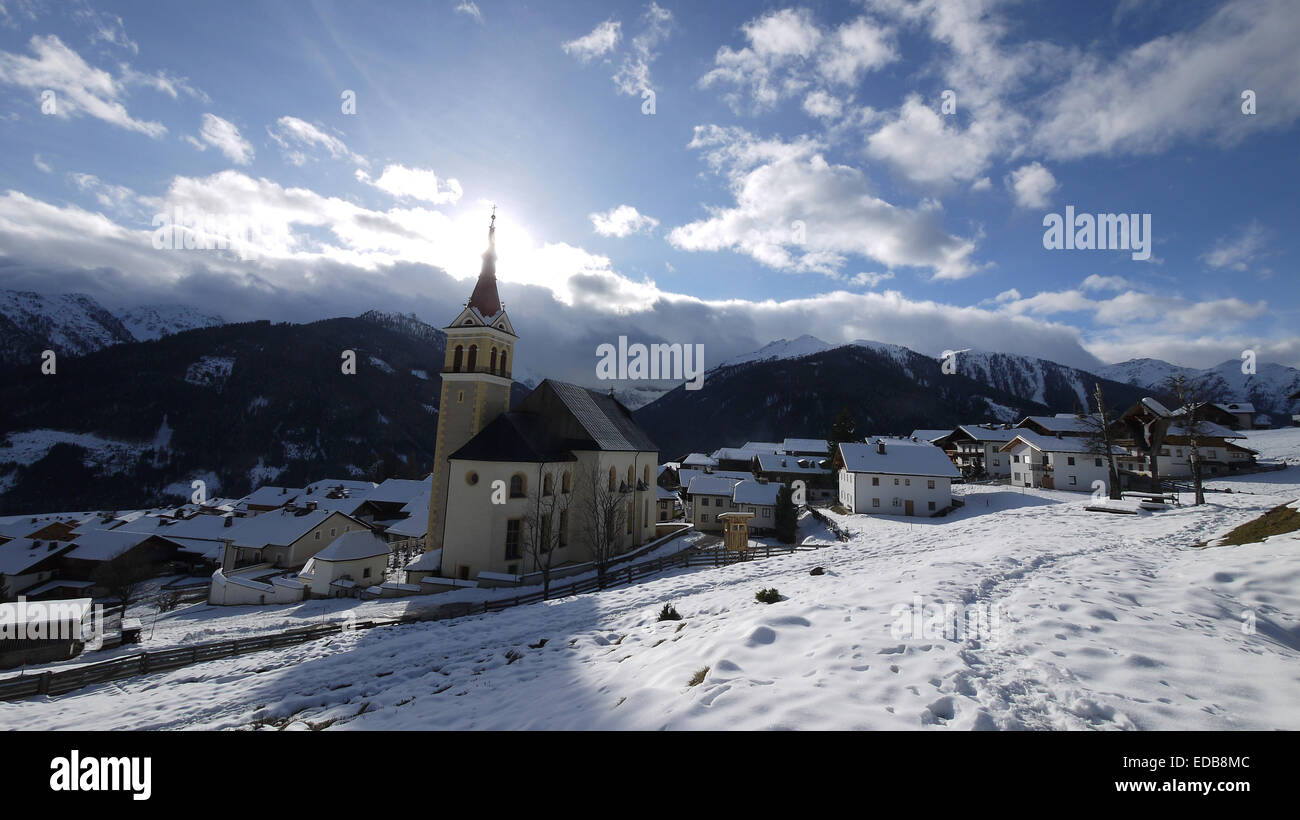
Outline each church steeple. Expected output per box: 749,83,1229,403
467,206,502,318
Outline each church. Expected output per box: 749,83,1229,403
424,212,660,581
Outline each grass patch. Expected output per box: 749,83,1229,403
688,666,709,687
755,587,782,604
657,603,682,621
829,504,850,515
1210,504,1300,546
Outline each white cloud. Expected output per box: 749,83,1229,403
267,116,366,166
357,164,463,205
612,3,674,97
590,204,659,237
1005,161,1057,208
802,90,844,120
701,10,895,112
1203,222,1268,271
33,153,51,172
562,20,621,63
67,172,140,211
0,35,166,137
866,95,1003,185
667,125,979,279
849,271,894,288
1080,274,1131,292
195,113,253,165
454,1,482,23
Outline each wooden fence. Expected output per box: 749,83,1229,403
0,538,830,702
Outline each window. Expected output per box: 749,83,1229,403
872,476,879,486
507,563,518,575
892,498,901,507
452,345,463,372
559,510,568,546
763,508,770,518
541,515,552,552
905,478,911,486
894,478,900,485
993,458,1000,466
1094,459,1102,467
1067,456,1075,466
499,351,507,375
872,498,880,508
644,499,649,525
465,471,479,485
363,567,372,578
330,527,336,536
927,501,935,511
509,474,525,498
701,497,709,507
457,390,464,403
627,466,634,488
314,530,320,540
1013,472,1020,481
1160,448,1169,456
1069,476,1077,485
927,479,935,489
562,472,571,493
1207,450,1217,458
467,345,477,371
626,502,633,534
505,519,521,559
644,465,650,486
608,467,617,492
489,348,497,372
1176,449,1183,457
543,474,553,496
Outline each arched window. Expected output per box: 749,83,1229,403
509,474,525,498
467,345,477,371
559,510,568,546
643,465,650,486
608,466,617,492
626,465,634,488
644,499,649,525
543,474,553,496
499,350,507,375
452,345,463,372
561,471,571,493
626,502,633,534
489,348,497,372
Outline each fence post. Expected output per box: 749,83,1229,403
38,671,52,695
141,653,150,674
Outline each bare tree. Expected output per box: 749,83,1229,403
1081,382,1123,499
575,460,628,583
1165,374,1212,505
522,468,574,599
92,552,152,617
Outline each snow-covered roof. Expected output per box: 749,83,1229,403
309,530,390,562
781,437,830,454
1018,415,1097,434
656,486,678,501
837,439,961,478
65,529,170,562
404,549,441,572
687,475,744,496
742,441,783,454
682,453,718,467
710,447,763,461
303,478,378,497
1215,402,1256,414
732,480,783,506
754,453,830,473
908,429,953,443
1167,421,1245,440
0,539,74,574
955,425,1020,442
0,597,91,626
366,477,431,505
240,485,304,507
22,579,94,596
227,509,353,549
677,468,752,487
1002,431,1124,454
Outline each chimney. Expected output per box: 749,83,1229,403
877,440,886,455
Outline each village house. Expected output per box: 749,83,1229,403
217,507,366,572
781,438,830,457
1016,414,1096,437
1001,431,1123,491
656,485,679,522
426,214,660,583
943,424,1020,478
752,453,833,503
685,475,785,533
834,437,960,516
296,530,392,598
0,538,75,600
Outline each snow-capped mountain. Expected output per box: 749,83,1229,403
1099,357,1300,422
120,304,224,341
718,334,834,368
0,290,226,367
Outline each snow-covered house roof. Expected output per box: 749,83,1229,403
1001,431,1124,454
781,437,830,454
686,475,744,496
404,549,441,572
741,441,783,454
837,439,961,478
732,480,783,506
366,477,431,505
754,453,830,474
310,530,390,562
954,424,1020,442
710,447,763,461
303,478,378,497
656,486,678,501
682,453,719,468
677,468,752,487
908,430,953,444
1017,415,1097,435
227,509,356,549
65,529,175,562
1215,402,1255,415
1167,421,1245,439
240,485,304,508
0,538,74,574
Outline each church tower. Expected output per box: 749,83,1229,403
427,209,516,555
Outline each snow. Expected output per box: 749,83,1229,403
410,369,429,380
839,438,962,477
0,429,147,474
4,435,1300,731
309,531,389,562
718,335,833,369
118,304,223,341
184,355,235,387
369,356,395,374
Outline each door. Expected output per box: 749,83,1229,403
904,500,914,516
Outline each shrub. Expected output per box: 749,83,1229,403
755,588,781,604
657,603,682,621
688,666,709,687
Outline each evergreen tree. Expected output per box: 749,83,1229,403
827,406,857,458
774,484,797,544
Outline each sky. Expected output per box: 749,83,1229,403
0,0,1297,386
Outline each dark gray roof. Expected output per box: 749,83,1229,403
449,412,576,463
531,380,658,452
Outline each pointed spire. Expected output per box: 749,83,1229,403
467,205,502,317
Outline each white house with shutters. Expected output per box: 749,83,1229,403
833,437,960,516
1001,431,1123,492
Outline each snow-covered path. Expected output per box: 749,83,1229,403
3,434,1299,731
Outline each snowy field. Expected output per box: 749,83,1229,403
3,428,1299,731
